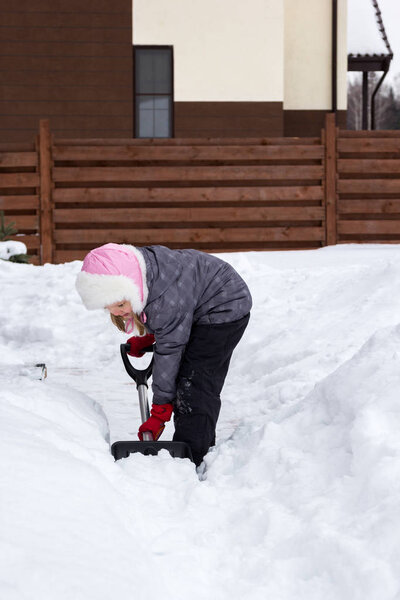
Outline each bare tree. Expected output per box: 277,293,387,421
347,73,400,130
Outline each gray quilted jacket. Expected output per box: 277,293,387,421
139,246,252,404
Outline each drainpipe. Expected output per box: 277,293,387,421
332,0,337,113
370,0,394,129
370,55,392,129
362,71,369,129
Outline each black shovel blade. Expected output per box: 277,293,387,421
111,440,193,462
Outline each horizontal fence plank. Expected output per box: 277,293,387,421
338,138,400,153
8,215,38,229
53,186,324,204
53,165,324,183
339,131,400,138
54,226,325,245
56,137,321,147
54,245,322,262
8,235,40,249
0,142,36,152
0,173,40,188
54,206,325,224
338,221,400,235
338,199,400,214
0,152,38,168
53,144,324,162
0,195,39,210
338,159,400,174
338,179,400,194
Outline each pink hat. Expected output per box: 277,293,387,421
75,243,148,312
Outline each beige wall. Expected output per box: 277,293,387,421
284,0,347,110
133,0,347,110
133,0,284,102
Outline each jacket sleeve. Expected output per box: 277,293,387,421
147,293,195,405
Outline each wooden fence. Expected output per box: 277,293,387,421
1,115,400,264
0,139,41,263
337,130,400,243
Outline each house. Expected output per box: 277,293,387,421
132,0,347,138
0,0,347,142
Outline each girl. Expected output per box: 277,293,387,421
75,243,252,466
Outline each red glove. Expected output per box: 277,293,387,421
138,403,173,441
127,333,155,357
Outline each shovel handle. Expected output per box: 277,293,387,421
120,343,154,386
138,384,153,440
120,344,155,441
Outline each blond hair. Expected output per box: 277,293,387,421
110,312,146,336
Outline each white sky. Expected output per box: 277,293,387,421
348,0,400,84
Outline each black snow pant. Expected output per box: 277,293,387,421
172,313,250,466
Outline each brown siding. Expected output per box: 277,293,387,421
284,110,347,137
174,102,283,137
0,1,133,142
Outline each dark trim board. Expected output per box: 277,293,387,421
174,102,284,137
172,104,345,139
284,110,347,136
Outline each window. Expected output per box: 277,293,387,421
134,46,173,138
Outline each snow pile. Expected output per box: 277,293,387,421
0,240,27,260
1,245,400,600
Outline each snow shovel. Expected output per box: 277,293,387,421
111,343,193,462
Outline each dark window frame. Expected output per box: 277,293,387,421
133,45,174,138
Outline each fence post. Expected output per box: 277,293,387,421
38,119,54,264
324,112,338,246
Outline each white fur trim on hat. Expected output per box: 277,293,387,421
75,245,149,313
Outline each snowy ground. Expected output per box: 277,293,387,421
1,245,400,600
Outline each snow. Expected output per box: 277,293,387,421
348,0,387,56
0,241,27,260
2,244,400,599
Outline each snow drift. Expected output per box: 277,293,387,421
1,245,400,600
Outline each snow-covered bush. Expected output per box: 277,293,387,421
0,210,29,263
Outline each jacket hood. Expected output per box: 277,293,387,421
140,246,184,305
